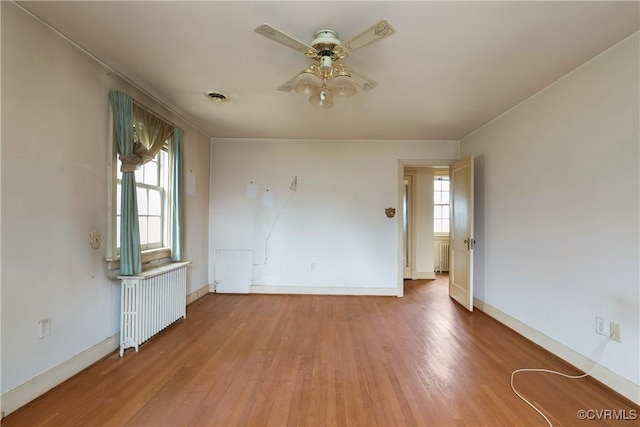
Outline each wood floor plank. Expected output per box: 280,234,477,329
3,276,638,426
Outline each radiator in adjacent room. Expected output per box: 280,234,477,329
437,243,450,273
118,261,191,356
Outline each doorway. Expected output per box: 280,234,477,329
433,169,450,276
398,161,455,297
403,172,415,279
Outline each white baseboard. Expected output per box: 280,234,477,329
2,285,208,419
186,285,209,305
0,334,119,418
474,298,640,405
250,285,397,296
415,271,436,280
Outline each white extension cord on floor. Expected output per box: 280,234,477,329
510,335,613,427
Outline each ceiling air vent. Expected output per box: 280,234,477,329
204,91,229,103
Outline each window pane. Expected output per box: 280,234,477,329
434,205,441,220
148,217,162,244
144,161,158,186
137,189,148,215
443,191,449,204
112,144,170,255
148,190,161,215
434,192,442,205
442,180,450,191
434,180,441,191
442,219,450,233
443,207,450,219
139,217,148,245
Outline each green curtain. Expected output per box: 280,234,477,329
109,91,142,274
171,127,185,261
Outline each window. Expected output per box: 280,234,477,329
108,91,184,271
434,176,450,234
116,147,169,252
109,136,173,262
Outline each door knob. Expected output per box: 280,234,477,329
464,238,476,250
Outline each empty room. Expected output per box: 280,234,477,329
1,1,639,426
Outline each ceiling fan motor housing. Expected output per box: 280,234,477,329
319,56,333,75
311,29,343,59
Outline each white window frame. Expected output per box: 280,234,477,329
106,117,172,262
434,174,450,235
116,147,169,252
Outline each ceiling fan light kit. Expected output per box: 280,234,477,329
309,85,334,109
293,67,322,96
255,19,396,109
328,71,357,98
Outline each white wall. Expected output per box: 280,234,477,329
1,2,211,414
209,139,458,295
461,32,639,394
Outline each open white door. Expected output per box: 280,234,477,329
449,157,474,311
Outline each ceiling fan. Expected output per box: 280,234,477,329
254,19,396,108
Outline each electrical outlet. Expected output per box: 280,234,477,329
610,322,621,342
39,318,51,339
595,317,607,336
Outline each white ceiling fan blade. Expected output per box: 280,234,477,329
341,19,396,54
276,71,304,92
255,24,318,57
348,68,379,92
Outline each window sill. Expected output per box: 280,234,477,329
142,247,172,262
107,248,172,272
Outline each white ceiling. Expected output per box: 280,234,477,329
16,1,639,141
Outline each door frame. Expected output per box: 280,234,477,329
397,159,458,297
403,171,416,280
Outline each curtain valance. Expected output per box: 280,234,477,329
114,95,175,172
130,103,175,170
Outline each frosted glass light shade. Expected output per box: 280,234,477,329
329,74,356,97
309,87,334,109
293,72,321,96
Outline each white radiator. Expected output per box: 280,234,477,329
437,243,450,273
118,261,191,356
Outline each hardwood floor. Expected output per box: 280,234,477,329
3,275,638,426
